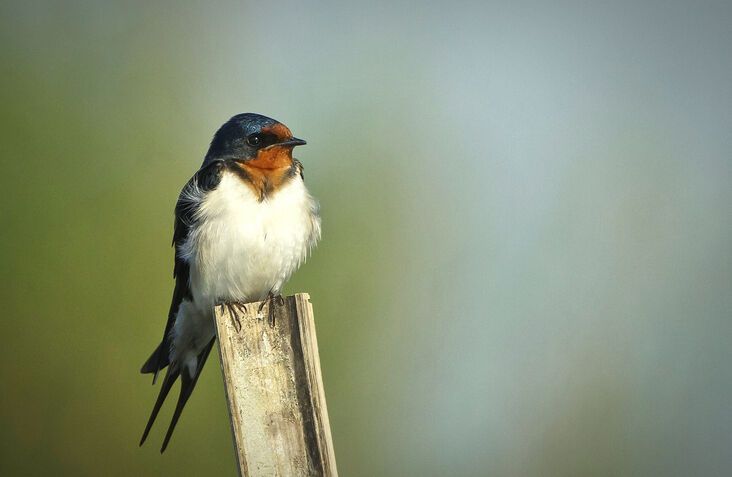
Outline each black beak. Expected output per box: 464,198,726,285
277,137,307,147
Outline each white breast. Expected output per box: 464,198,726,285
181,171,320,311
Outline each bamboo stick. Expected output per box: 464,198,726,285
214,293,338,477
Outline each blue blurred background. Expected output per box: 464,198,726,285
1,1,730,475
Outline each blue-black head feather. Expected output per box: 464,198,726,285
203,113,280,165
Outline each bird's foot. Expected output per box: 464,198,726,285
217,302,247,332
257,292,282,328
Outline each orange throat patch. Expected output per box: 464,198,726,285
234,146,295,200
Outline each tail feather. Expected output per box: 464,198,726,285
160,338,216,453
141,341,171,384
139,365,180,447
139,337,217,452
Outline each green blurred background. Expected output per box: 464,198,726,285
1,1,730,476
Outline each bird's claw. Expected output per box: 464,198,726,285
217,302,245,332
256,293,282,328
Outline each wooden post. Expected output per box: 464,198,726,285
214,293,338,477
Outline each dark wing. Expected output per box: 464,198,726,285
140,160,224,379
139,160,224,450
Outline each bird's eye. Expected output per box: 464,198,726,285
246,134,261,147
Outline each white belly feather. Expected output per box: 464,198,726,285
171,170,320,373
185,171,320,307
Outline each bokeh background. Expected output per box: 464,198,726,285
1,1,730,476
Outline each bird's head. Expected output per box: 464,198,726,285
203,113,306,169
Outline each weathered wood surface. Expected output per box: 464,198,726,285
214,293,338,477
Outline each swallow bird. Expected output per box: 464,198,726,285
139,113,321,452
